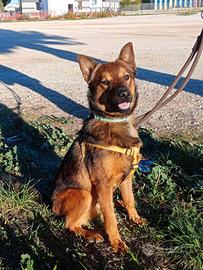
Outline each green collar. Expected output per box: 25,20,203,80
93,113,129,123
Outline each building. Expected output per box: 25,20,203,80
77,0,120,12
41,0,77,15
153,0,203,9
21,0,77,16
21,0,39,14
21,0,120,15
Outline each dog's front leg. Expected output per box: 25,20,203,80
96,184,128,252
120,178,143,224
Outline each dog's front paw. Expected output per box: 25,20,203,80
111,239,128,253
87,232,104,243
129,211,147,225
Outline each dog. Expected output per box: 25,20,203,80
52,42,144,252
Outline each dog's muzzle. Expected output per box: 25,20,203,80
116,87,132,111
116,87,131,101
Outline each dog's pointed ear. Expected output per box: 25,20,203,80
118,42,135,70
77,54,97,83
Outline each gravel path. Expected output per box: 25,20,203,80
0,13,202,136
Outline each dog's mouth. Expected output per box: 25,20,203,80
117,102,131,111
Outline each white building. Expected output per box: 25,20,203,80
21,0,39,14
21,0,120,16
21,0,77,16
77,0,120,12
41,0,77,15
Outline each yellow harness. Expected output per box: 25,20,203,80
81,142,141,181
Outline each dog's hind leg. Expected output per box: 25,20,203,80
53,189,103,242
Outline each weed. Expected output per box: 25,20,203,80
31,120,73,154
0,130,20,175
0,180,39,222
166,202,203,270
20,254,34,270
0,113,202,270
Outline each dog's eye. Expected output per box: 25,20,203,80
124,74,130,81
101,80,109,86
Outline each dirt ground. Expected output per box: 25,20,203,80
0,13,202,137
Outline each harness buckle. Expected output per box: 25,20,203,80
125,148,134,156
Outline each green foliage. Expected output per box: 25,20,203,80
0,130,20,175
166,203,203,270
20,254,34,270
0,115,73,180
120,0,132,7
0,111,202,270
0,180,38,222
0,0,3,12
31,121,73,153
120,0,141,7
3,0,11,6
0,0,11,8
137,161,176,204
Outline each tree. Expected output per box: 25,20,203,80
120,0,132,7
2,0,11,7
0,0,3,11
0,0,11,12
120,0,141,7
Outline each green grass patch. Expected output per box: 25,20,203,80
0,110,202,270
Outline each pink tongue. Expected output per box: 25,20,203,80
118,102,130,110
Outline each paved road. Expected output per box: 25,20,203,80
0,13,202,136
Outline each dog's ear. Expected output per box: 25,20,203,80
118,42,135,70
77,55,97,83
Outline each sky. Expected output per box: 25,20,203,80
10,0,19,4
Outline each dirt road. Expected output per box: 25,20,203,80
0,13,202,136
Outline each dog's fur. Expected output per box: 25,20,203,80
52,42,144,252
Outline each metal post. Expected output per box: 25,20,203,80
154,0,158,9
159,0,162,9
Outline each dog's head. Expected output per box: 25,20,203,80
78,42,137,118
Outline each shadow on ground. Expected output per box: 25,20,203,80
0,65,89,119
0,215,86,270
0,29,202,103
0,103,61,196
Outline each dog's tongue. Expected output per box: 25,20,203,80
118,102,130,110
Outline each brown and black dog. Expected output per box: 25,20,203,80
52,42,144,252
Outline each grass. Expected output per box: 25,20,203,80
0,108,202,270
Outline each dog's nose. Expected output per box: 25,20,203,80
117,87,130,100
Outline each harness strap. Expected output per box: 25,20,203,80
80,142,141,180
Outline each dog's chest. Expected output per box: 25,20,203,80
87,149,133,187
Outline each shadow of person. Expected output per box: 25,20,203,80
0,215,84,270
0,65,89,119
0,29,201,97
0,29,84,62
137,67,203,97
0,102,61,198
0,217,41,270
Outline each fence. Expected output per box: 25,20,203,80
120,3,203,15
